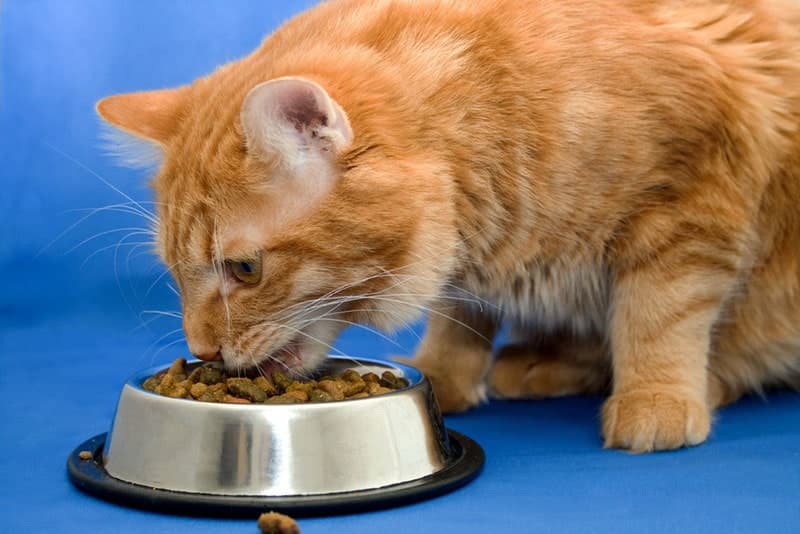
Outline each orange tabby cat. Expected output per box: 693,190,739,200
97,0,800,452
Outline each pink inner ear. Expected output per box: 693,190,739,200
282,89,328,133
242,77,353,161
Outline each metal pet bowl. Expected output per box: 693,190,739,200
68,357,484,516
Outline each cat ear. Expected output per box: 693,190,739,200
96,86,189,145
241,77,353,169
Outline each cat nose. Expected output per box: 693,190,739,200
192,347,222,361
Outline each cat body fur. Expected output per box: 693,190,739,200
97,0,800,451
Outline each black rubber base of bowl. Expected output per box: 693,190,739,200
67,430,484,517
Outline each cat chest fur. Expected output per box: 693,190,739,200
462,258,610,335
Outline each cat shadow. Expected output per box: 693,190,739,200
712,390,800,442
443,390,800,453
445,395,606,454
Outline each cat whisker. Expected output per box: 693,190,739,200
37,202,156,258
272,323,359,370
143,260,182,298
166,283,180,297
64,226,152,254
141,310,183,319
79,239,154,269
45,142,158,225
352,295,491,342
308,317,405,351
277,275,416,323
141,327,186,361
110,232,150,331
278,265,497,325
292,304,423,345
212,219,232,335
151,336,189,363
328,305,425,343
40,147,161,329
282,286,493,329
127,312,175,334
276,261,438,319
64,202,154,216
122,230,157,264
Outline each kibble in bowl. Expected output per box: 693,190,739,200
141,357,410,404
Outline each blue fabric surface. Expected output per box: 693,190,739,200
1,2,798,533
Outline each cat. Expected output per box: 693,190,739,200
97,0,800,452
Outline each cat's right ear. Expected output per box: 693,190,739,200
240,77,353,170
96,86,189,146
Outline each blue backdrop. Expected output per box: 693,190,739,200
1,2,798,533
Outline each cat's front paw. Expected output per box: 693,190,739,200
393,356,485,413
601,388,711,452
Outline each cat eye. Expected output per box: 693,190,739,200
226,254,262,285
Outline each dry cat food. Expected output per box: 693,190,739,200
78,450,93,461
257,511,300,534
142,357,410,404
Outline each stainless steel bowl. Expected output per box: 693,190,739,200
68,356,483,514
102,357,456,497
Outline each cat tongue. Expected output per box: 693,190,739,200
257,359,282,374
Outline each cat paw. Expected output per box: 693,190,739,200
601,388,711,452
489,346,598,399
489,357,578,399
393,356,484,413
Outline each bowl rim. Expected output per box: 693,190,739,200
69,428,485,516
127,356,425,406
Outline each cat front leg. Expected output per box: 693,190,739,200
603,247,740,452
396,301,498,413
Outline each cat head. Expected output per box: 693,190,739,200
97,75,457,375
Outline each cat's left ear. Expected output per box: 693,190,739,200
96,86,189,145
241,77,353,169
